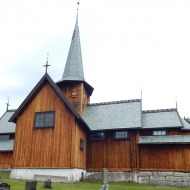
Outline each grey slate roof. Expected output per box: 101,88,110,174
56,14,94,96
139,135,190,144
83,99,142,131
61,14,84,82
142,109,183,129
181,118,190,130
0,110,16,133
0,140,14,152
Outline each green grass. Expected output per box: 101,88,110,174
0,171,189,190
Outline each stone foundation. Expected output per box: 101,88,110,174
138,171,190,187
85,171,190,187
9,169,190,187
10,168,86,182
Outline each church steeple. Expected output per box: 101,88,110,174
56,12,93,115
62,14,84,81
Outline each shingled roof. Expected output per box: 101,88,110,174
139,135,190,144
56,14,94,96
0,140,14,152
142,109,183,129
83,99,142,131
0,110,16,133
61,14,84,81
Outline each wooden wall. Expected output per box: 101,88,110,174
0,152,13,168
58,82,90,116
87,130,139,172
139,144,190,172
13,82,87,169
87,129,190,172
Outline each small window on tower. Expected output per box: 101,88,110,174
73,102,79,107
72,89,77,98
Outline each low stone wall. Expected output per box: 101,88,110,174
138,171,190,187
86,171,190,187
86,171,135,182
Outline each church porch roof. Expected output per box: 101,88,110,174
139,135,190,144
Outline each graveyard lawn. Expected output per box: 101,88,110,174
0,172,190,190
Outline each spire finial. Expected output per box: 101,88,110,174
6,97,10,111
77,1,80,12
43,53,50,73
175,96,178,109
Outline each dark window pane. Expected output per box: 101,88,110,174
114,131,129,139
91,132,105,140
35,112,54,128
0,135,10,140
153,130,166,136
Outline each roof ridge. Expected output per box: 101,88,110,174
7,109,17,112
88,99,141,106
143,108,177,113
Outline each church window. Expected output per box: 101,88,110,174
34,111,55,128
73,102,79,107
91,132,106,140
153,130,166,136
114,131,129,139
80,139,84,150
72,89,77,98
0,135,10,140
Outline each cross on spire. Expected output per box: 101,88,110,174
77,1,80,11
43,53,50,73
6,97,10,111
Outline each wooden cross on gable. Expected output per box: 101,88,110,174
43,53,51,73
6,97,10,111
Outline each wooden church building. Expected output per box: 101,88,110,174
1,13,190,184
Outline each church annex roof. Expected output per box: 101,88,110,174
180,117,190,130
139,135,190,144
83,99,142,131
142,109,183,129
0,110,16,134
0,139,14,152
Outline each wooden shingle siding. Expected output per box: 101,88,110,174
87,131,137,171
0,152,13,167
13,82,87,168
58,82,90,116
139,144,190,171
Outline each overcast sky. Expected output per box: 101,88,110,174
1,0,190,118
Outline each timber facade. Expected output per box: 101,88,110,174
0,13,190,185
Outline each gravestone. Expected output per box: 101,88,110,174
25,180,37,190
102,168,108,185
0,183,10,190
99,184,109,190
43,179,52,188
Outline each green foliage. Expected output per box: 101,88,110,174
0,171,189,190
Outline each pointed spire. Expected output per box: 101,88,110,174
62,13,84,81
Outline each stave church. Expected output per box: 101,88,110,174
1,12,190,186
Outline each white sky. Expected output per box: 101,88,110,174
1,0,190,118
